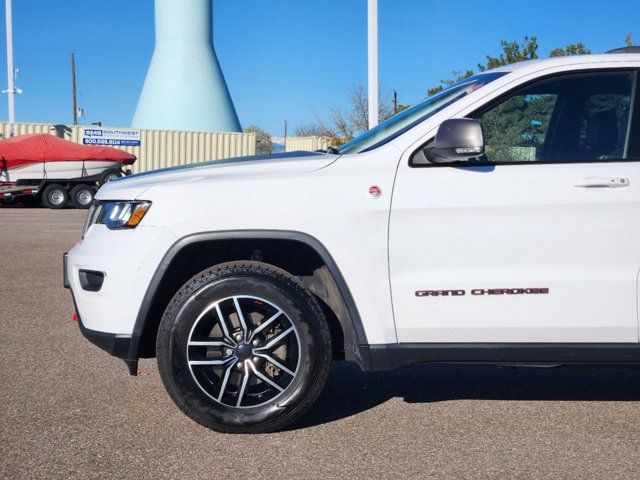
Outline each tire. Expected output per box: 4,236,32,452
41,184,69,209
98,169,121,186
156,261,332,433
18,194,41,207
69,184,95,209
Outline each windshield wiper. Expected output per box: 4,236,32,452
315,146,341,154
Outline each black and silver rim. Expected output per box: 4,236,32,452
104,173,119,183
75,188,93,206
187,295,301,409
48,189,65,206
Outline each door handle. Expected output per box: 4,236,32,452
573,176,630,188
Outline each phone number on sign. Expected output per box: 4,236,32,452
82,139,140,146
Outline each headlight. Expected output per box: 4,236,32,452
98,201,152,229
84,201,151,235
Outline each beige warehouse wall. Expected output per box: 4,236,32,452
0,122,256,174
0,121,57,137
284,136,329,152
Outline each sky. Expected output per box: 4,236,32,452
0,0,638,136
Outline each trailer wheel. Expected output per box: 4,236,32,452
99,169,121,185
70,184,95,209
42,184,69,209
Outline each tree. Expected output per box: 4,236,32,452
244,125,273,154
428,36,592,96
427,70,474,96
549,42,591,57
294,124,325,137
481,36,540,71
295,85,400,146
300,35,629,148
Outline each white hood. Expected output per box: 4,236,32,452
96,151,339,200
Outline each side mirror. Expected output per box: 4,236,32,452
424,118,484,163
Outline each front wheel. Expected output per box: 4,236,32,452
156,261,332,433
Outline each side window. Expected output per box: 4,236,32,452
578,93,632,159
471,71,636,163
474,93,557,162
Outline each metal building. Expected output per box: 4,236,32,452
0,122,255,174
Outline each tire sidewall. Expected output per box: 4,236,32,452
70,185,95,209
43,184,68,209
99,169,121,186
159,267,329,430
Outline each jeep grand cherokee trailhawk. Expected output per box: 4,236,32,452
65,48,640,433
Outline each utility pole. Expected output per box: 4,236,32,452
367,0,378,129
283,119,288,152
393,90,398,114
71,52,78,125
4,0,15,136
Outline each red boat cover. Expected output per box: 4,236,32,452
0,134,136,169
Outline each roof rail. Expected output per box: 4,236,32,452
606,46,640,54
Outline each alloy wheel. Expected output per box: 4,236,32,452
75,188,93,206
49,189,65,206
187,295,301,408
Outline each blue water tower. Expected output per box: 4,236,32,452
132,0,242,132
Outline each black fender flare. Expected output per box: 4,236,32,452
127,230,368,373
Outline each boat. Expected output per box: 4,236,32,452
0,133,136,183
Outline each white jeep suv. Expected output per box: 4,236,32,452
65,48,640,433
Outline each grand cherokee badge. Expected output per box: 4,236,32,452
416,288,549,297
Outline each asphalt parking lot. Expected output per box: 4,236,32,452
2,207,640,479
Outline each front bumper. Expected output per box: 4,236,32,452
78,316,133,360
65,257,137,374
64,225,177,375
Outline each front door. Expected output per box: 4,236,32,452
390,69,640,343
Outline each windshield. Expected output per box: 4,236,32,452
338,72,507,154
